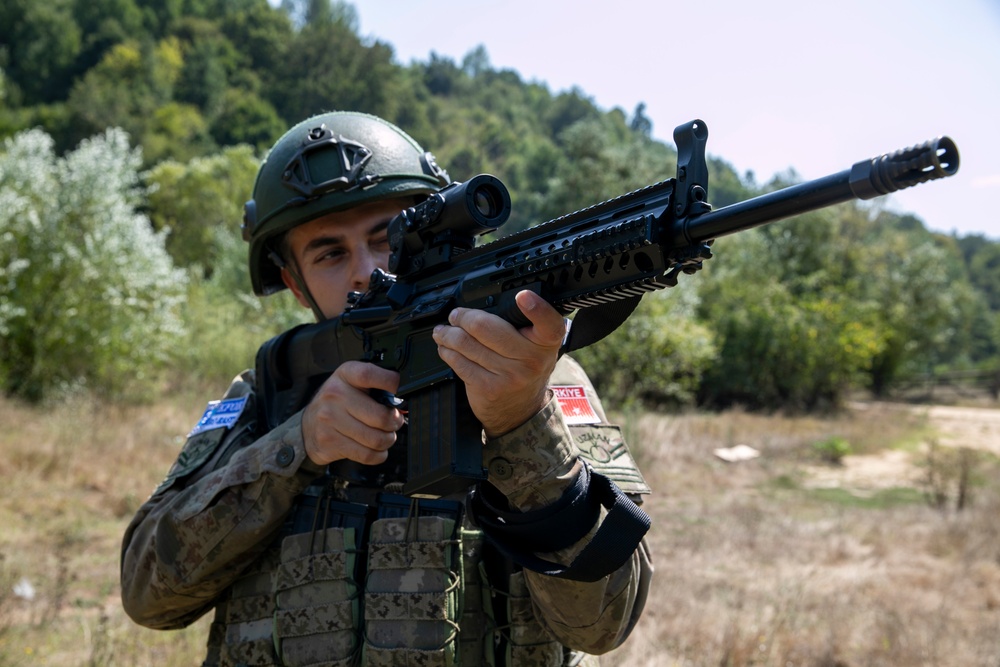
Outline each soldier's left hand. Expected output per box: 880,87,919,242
432,290,565,437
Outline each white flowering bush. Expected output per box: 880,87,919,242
0,128,187,401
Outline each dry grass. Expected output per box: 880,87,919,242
1,395,999,666
601,405,1000,667
0,391,213,666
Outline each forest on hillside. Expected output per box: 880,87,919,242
1,0,998,409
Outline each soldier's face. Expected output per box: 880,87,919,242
281,198,411,319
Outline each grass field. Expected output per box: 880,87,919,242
1,392,999,666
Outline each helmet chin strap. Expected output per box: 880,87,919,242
267,249,327,322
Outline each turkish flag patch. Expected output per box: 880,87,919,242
551,385,601,425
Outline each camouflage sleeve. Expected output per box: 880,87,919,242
120,374,325,630
478,356,653,654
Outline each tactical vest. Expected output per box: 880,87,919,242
186,358,646,667
204,475,597,667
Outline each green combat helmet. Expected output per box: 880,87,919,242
243,111,451,296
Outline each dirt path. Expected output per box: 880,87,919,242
915,404,1000,454
804,402,1000,492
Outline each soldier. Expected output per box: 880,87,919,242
121,111,653,666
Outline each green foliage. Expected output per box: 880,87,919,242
173,257,308,387
266,16,400,123
209,89,284,150
958,236,1000,309
0,0,82,104
696,195,980,407
65,37,192,158
546,87,602,138
812,436,852,464
0,128,187,402
145,144,259,272
572,290,717,408
218,1,294,76
701,281,882,409
539,115,677,224
698,212,885,409
71,0,146,75
143,101,215,163
859,224,975,393
172,19,236,117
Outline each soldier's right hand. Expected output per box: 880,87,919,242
301,361,404,466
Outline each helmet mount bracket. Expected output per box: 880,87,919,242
282,125,381,198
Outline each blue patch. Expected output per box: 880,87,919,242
188,395,249,437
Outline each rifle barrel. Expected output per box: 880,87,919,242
680,135,959,244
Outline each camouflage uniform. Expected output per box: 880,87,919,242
121,355,652,666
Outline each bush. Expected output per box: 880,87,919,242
170,224,310,387
0,128,187,401
812,436,852,464
572,288,717,409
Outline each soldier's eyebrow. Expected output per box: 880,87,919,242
299,218,392,258
301,233,343,255
367,218,392,238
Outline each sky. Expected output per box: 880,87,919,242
346,0,1000,240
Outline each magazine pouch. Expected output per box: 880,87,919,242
222,550,281,666
362,515,461,666
505,571,563,667
273,526,361,666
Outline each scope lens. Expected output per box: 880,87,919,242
472,187,499,219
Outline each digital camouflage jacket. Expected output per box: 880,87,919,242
121,356,652,666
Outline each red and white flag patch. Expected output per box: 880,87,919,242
551,385,600,425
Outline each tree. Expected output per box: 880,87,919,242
279,0,357,30
0,128,187,402
695,200,976,405
143,101,215,163
961,235,1000,311
546,87,601,138
220,1,294,76
145,144,260,272
267,17,400,123
209,89,284,150
539,115,677,222
70,0,145,75
860,229,974,393
461,45,491,78
423,52,464,96
0,0,83,104
65,38,183,148
572,288,717,408
696,207,887,408
629,102,652,138
173,19,236,118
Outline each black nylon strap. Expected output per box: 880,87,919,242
562,295,642,353
471,462,599,553
471,463,650,582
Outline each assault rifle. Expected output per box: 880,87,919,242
256,120,959,498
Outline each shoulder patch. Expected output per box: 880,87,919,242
150,395,251,498
551,385,600,425
571,424,651,495
188,395,249,436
